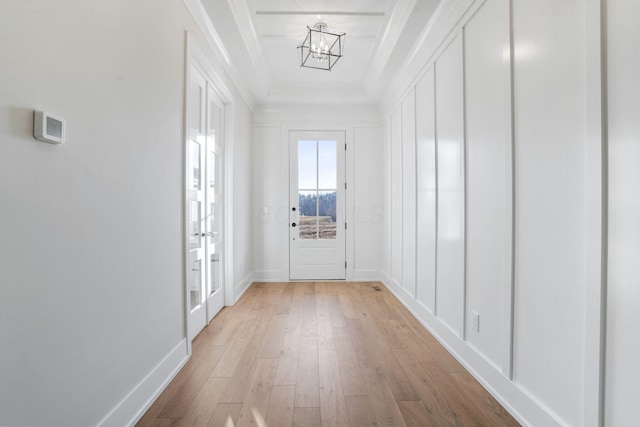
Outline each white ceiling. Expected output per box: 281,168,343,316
200,0,441,106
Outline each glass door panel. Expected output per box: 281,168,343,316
290,131,346,279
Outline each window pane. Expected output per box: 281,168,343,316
298,191,318,239
209,245,221,294
190,258,202,310
209,101,221,146
189,200,201,249
298,140,317,189
208,150,215,188
318,140,337,189
318,190,337,239
189,140,201,189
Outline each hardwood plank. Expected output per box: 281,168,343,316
258,313,288,359
427,341,466,374
393,349,462,426
292,407,321,427
273,323,301,385
362,367,407,427
318,347,349,426
264,385,296,427
211,336,250,378
146,418,181,427
207,403,241,427
294,335,320,407
157,345,226,419
316,283,336,350
337,285,359,320
345,395,377,427
420,361,492,426
300,287,318,338
451,373,521,426
368,336,420,402
235,358,278,427
332,327,367,396
398,400,436,427
180,378,228,426
344,318,379,369
327,295,347,328
389,318,434,363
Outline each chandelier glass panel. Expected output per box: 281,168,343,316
297,22,346,71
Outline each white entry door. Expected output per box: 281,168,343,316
289,131,346,280
186,64,225,340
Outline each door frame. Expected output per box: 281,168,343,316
183,33,236,354
289,130,347,280
278,126,355,282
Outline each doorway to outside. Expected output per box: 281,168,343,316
289,131,346,280
185,62,225,340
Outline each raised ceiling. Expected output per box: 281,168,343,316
200,0,441,106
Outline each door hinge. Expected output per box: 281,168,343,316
345,182,347,190
345,261,347,269
345,143,347,151
345,222,347,229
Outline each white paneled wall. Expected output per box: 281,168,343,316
511,1,587,423
381,0,600,425
463,0,511,371
434,33,466,337
383,120,392,277
390,107,404,283
606,1,640,425
415,67,437,313
401,91,417,298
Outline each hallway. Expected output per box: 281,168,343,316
138,282,519,426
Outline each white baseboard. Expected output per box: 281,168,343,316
233,272,255,303
352,269,383,281
253,270,287,282
380,273,566,427
98,339,189,427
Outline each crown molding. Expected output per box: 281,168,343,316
225,0,273,96
364,0,419,94
182,0,256,110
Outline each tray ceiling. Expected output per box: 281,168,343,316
200,0,441,106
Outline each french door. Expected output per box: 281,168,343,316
186,63,225,340
289,131,346,280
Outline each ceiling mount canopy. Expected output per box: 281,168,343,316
297,22,346,71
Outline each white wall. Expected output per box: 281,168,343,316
252,105,383,282
231,96,254,297
0,1,252,425
606,1,640,425
380,0,601,425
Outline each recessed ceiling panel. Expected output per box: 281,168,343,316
263,38,374,85
256,15,384,38
252,0,389,14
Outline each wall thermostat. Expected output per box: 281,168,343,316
34,110,65,144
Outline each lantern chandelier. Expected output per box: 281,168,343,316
297,22,346,71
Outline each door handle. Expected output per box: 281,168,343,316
291,222,297,227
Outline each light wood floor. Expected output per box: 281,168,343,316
137,282,520,427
